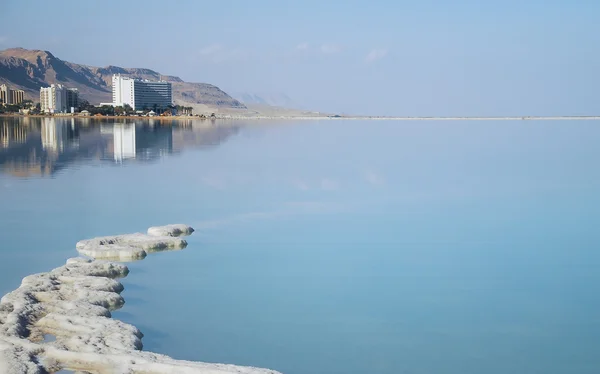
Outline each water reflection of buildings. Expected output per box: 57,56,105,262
0,118,85,177
41,118,79,154
132,123,173,161
113,124,136,162
171,122,240,152
1,121,28,149
0,117,240,178
104,122,174,163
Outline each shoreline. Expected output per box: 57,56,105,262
217,115,600,121
2,113,600,121
0,224,282,374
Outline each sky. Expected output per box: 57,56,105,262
1,0,599,116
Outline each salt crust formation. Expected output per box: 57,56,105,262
76,224,194,261
0,225,281,374
147,224,195,238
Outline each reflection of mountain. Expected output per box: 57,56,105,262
134,124,173,161
0,117,240,178
172,122,240,152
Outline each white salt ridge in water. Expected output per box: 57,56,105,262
0,225,281,374
147,224,195,237
75,224,193,261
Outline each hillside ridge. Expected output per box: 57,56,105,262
0,47,245,110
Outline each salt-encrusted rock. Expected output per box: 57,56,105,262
66,257,90,264
0,260,129,340
76,233,188,252
0,225,281,374
0,338,44,374
147,224,195,237
57,274,124,293
37,313,144,353
75,225,195,261
42,300,112,318
76,231,190,260
77,243,148,261
0,257,282,373
43,347,282,374
55,260,130,279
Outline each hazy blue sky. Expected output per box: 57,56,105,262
1,0,599,115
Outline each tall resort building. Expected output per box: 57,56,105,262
0,85,10,104
66,88,79,110
40,85,64,113
11,89,24,105
1,84,25,105
111,74,172,111
40,85,78,113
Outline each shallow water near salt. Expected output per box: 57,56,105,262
1,116,600,374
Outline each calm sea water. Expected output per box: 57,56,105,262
1,116,599,374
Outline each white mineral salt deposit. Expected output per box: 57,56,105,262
147,224,195,237
0,225,281,374
75,224,194,261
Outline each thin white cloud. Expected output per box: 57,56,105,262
365,48,388,63
0,36,7,45
320,178,339,191
320,44,342,54
285,201,345,214
291,177,340,191
291,178,310,191
364,170,386,186
296,42,309,51
227,47,249,61
197,44,250,63
198,44,223,56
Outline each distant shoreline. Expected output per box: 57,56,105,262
217,115,600,121
1,113,600,121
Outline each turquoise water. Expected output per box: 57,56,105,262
1,116,599,374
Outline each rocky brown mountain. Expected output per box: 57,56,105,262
0,48,245,110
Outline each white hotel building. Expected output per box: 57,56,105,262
110,75,172,111
40,84,79,113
